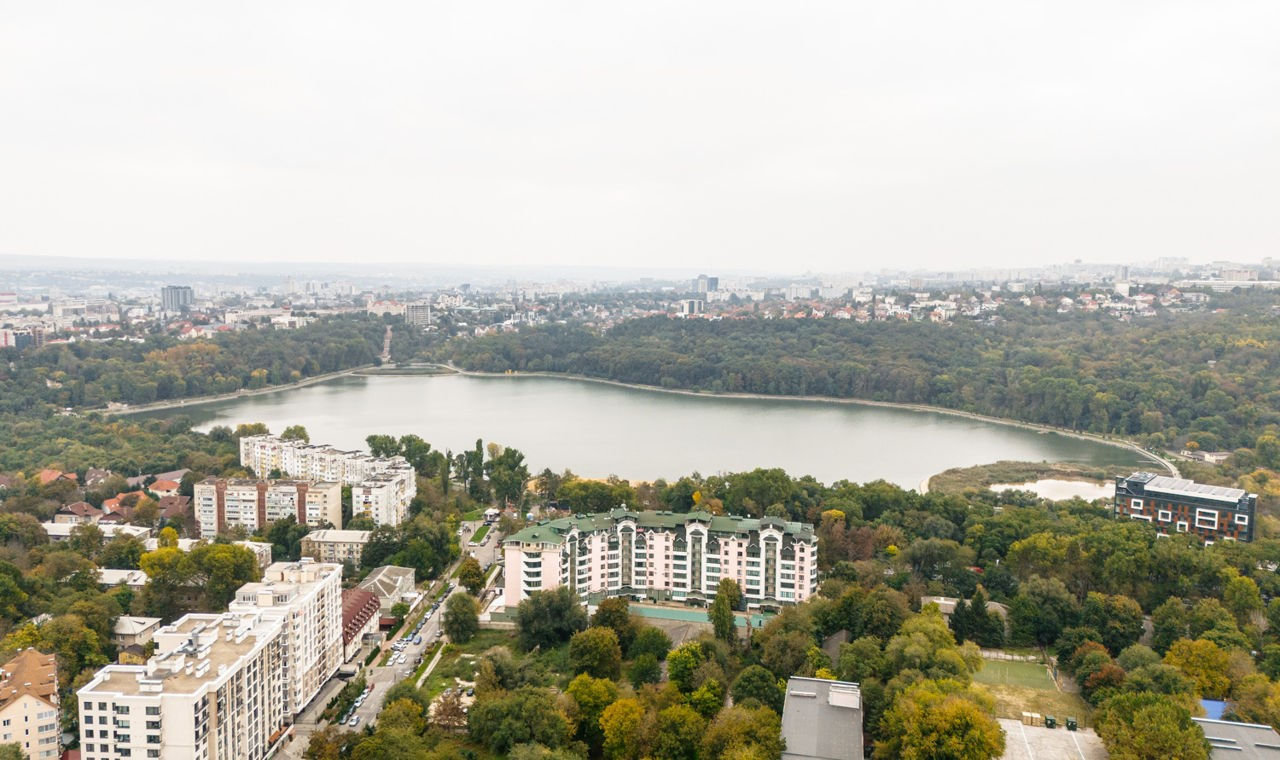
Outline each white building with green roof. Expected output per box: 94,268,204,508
502,508,817,608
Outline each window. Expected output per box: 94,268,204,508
1196,508,1218,530
1236,513,1250,526
1130,513,1151,522
1157,510,1172,522
1130,498,1144,511
1176,521,1188,532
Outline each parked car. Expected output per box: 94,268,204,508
349,716,361,727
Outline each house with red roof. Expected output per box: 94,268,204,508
53,501,104,525
148,479,181,498
36,469,77,486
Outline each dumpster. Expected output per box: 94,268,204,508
1045,716,1056,729
1066,717,1078,731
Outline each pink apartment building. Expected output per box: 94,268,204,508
503,508,818,608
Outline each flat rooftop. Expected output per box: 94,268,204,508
1143,476,1249,504
305,529,372,542
83,613,280,697
1193,717,1280,759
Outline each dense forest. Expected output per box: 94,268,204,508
0,314,393,415
0,314,420,473
444,307,1280,454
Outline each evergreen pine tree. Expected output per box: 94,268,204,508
950,597,972,643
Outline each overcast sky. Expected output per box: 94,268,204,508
2,2,1278,273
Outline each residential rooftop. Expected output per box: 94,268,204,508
304,529,372,543
82,612,280,697
1193,717,1280,759
0,649,57,710
1121,472,1253,506
505,507,815,546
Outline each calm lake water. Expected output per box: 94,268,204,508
989,479,1117,501
145,374,1154,487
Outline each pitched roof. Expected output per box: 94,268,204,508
0,649,58,710
84,468,114,486
341,588,381,638
37,469,76,485
359,566,416,600
113,616,162,636
150,479,180,491
57,501,103,518
157,495,191,518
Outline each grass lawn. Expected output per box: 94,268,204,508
462,509,485,521
471,524,491,543
421,631,512,698
974,661,1093,727
973,660,1055,689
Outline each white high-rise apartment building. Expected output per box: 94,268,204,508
78,611,288,760
77,560,344,760
503,508,818,607
192,478,342,537
229,561,343,716
239,435,416,526
351,472,416,526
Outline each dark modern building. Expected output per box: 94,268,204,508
1114,472,1256,543
161,284,194,312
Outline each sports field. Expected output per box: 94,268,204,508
973,660,1056,689
974,659,1094,728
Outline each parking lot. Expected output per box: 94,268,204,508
998,718,1108,760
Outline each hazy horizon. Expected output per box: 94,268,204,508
3,2,1278,271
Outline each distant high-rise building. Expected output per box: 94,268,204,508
160,285,194,312
678,299,705,315
694,274,719,293
405,302,432,327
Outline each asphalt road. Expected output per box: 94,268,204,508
277,521,503,758
348,521,502,729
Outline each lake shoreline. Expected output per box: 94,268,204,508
421,363,1179,477
107,362,1178,485
101,365,374,416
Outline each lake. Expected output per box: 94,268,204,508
143,373,1156,487
989,479,1117,501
